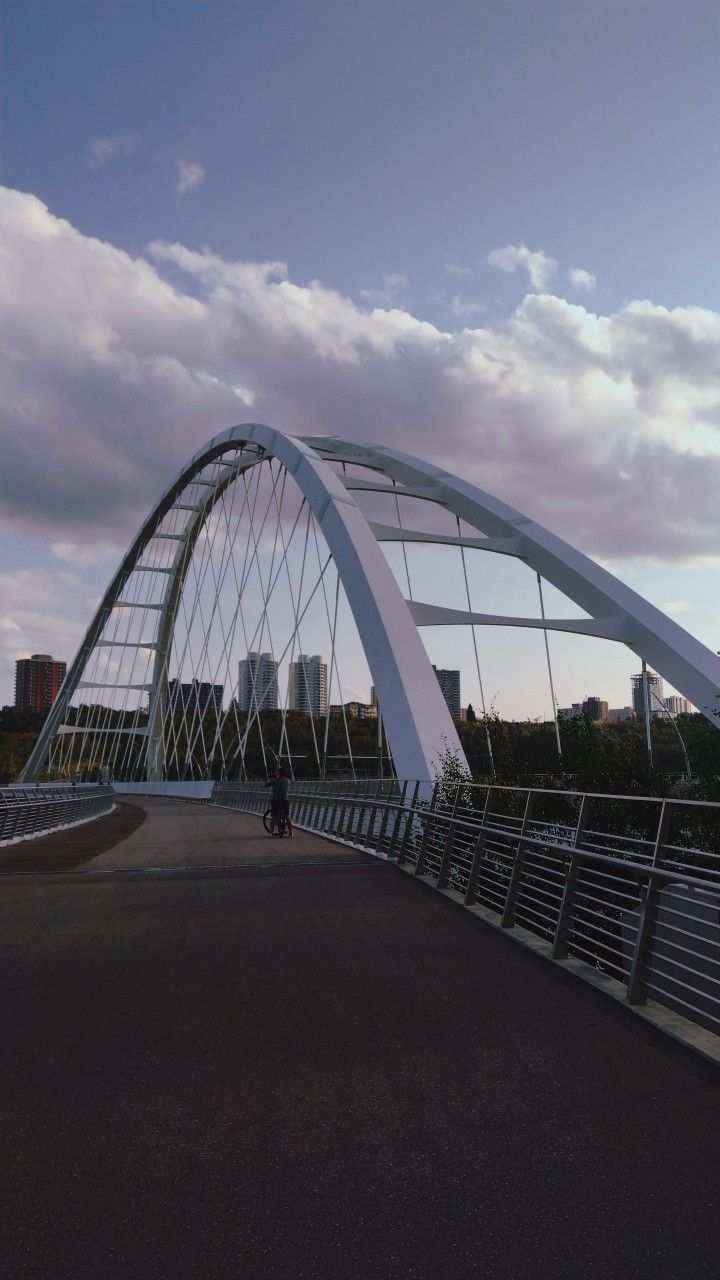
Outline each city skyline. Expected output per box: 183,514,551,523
1,2,718,723
12,644,700,728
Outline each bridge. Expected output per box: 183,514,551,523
4,426,720,1276
2,792,720,1277
20,423,720,786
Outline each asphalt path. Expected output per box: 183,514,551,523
2,799,720,1278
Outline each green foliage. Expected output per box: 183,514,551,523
3,696,720,800
432,736,474,808
457,710,720,801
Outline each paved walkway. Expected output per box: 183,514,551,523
2,800,720,1278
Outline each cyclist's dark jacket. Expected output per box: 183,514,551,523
269,776,289,811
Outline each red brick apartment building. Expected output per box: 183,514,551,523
14,654,67,714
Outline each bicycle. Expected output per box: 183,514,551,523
263,808,288,837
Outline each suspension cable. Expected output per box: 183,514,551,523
537,571,562,768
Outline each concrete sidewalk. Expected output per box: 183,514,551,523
2,800,719,1279
0,796,356,874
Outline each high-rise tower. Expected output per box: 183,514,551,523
15,654,66,714
288,655,327,715
238,652,279,713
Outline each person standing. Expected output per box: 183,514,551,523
267,765,293,837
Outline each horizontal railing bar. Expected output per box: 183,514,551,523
644,964,720,1005
643,982,720,1026
647,908,720,939
645,932,720,969
214,779,720,1048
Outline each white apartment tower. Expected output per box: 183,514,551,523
288,654,327,715
238,652,279,713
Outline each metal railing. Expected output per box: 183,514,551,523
214,778,413,855
215,778,720,1040
0,784,115,847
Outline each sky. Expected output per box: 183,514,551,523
1,0,719,718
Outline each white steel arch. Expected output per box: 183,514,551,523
305,436,720,728
23,424,720,785
23,425,464,784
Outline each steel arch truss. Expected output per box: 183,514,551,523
305,435,720,727
23,426,464,784
23,425,720,784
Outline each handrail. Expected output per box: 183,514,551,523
0,785,114,848
214,778,720,1041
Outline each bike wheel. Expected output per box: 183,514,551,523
262,809,274,835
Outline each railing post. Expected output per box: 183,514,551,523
337,794,351,840
626,800,670,1005
396,782,420,864
414,783,438,876
320,787,332,832
500,791,536,928
310,782,321,827
552,794,590,959
386,778,409,860
437,788,462,889
463,787,492,905
375,797,392,854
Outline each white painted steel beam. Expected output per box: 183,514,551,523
406,599,631,641
24,426,464,784
24,422,720,784
307,435,720,727
368,521,525,556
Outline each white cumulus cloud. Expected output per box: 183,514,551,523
568,267,597,291
1,187,720,569
87,134,139,169
360,272,409,307
176,160,205,193
486,243,558,289
448,296,486,320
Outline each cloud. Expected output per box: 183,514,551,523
87,134,139,169
660,601,692,614
444,262,472,278
51,541,121,567
176,160,205,193
360,272,409,307
1,186,720,569
448,296,486,320
568,267,597,291
0,568,87,695
486,243,558,290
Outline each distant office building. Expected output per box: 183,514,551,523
238,652,278,713
631,671,664,719
288,655,327,715
664,695,691,717
582,697,609,722
609,706,634,722
370,686,378,709
559,703,583,719
168,679,223,716
433,666,461,721
15,654,66,714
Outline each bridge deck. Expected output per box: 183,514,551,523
2,800,719,1279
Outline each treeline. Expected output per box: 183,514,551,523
0,706,46,785
0,704,386,785
458,711,720,801
2,702,720,800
